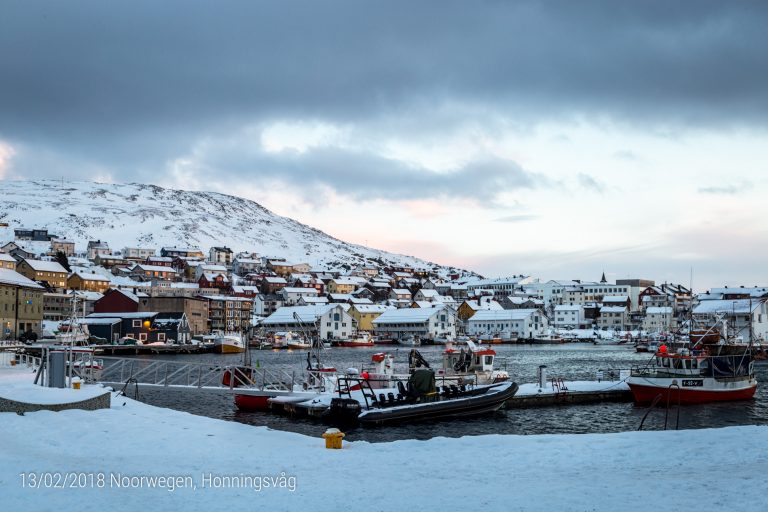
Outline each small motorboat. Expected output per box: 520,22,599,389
327,369,518,426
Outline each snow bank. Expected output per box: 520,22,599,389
1,381,766,511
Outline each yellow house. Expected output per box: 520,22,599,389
67,270,111,293
0,253,17,270
348,304,390,331
327,278,358,294
0,268,45,338
16,259,68,289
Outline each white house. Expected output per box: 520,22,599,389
642,306,675,332
261,304,356,340
279,286,319,306
233,258,261,276
466,308,548,339
372,305,456,341
598,306,628,330
253,294,284,317
553,304,583,328
692,298,768,342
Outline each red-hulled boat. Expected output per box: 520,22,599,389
626,345,757,404
335,332,375,348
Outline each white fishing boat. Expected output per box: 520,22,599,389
397,334,421,347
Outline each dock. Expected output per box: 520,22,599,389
508,380,632,408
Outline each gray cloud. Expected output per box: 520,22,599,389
577,173,606,193
177,140,543,203
698,181,752,195
1,0,768,182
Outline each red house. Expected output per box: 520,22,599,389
93,288,145,313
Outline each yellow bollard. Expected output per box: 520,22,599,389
322,428,345,449
72,381,81,390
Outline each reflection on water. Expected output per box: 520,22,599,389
124,344,768,443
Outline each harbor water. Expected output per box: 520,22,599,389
122,344,768,443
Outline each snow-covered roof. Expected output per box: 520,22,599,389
281,287,318,294
468,309,539,322
0,253,17,262
0,268,44,289
391,288,411,295
262,305,339,324
204,295,253,302
351,304,391,314
23,259,67,273
71,270,111,282
134,264,177,273
645,307,673,314
600,306,627,313
332,277,359,286
602,295,629,303
418,289,440,298
373,306,449,325
300,296,329,304
264,276,288,284
87,312,158,319
693,299,762,315
202,272,229,282
464,299,504,311
554,305,582,311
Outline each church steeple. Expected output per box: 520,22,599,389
600,271,607,284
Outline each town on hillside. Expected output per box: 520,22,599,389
1,227,766,348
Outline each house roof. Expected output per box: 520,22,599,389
693,299,762,315
373,306,449,325
0,253,16,262
602,295,629,303
468,309,538,322
262,304,340,324
646,307,673,314
134,264,177,273
87,312,158,319
282,287,318,294
0,268,45,289
391,288,412,295
23,259,67,273
70,270,111,282
352,304,391,314
600,306,627,313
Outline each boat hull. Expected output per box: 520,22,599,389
357,382,519,426
336,341,375,347
214,343,245,354
627,378,757,405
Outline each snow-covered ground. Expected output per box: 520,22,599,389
0,364,107,404
1,366,766,511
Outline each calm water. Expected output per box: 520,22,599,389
119,344,768,442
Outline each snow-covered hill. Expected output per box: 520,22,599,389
0,180,471,276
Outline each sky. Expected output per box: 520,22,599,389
1,1,767,290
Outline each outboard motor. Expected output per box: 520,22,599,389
328,398,361,424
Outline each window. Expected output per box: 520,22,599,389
158,333,166,342
132,320,141,327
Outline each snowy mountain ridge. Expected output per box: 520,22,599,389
0,180,471,276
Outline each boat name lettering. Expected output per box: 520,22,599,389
681,379,703,387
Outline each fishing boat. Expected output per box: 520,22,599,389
397,334,421,347
286,337,312,350
232,336,337,411
327,370,519,426
626,344,757,404
272,331,300,349
336,331,375,348
213,332,245,354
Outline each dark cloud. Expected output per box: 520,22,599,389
180,142,543,203
1,0,767,179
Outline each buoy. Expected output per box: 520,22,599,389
659,344,668,354
361,371,369,379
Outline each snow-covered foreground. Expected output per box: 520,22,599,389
1,386,766,512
